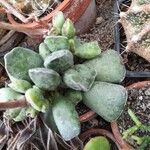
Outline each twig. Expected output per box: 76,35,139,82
0,96,28,110
0,21,49,37
0,30,15,46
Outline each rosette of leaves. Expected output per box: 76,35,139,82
0,12,127,142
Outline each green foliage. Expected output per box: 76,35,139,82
39,42,51,59
44,36,69,52
83,136,110,150
121,109,150,149
4,47,43,81
74,41,101,59
43,105,58,132
0,11,127,142
83,82,128,122
63,64,96,91
44,49,74,73
52,11,65,34
8,79,32,94
29,68,61,90
62,18,76,39
52,94,80,141
64,89,82,105
85,49,126,83
25,87,49,112
0,87,23,102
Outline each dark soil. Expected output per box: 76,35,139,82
118,85,150,148
120,28,150,72
79,0,114,50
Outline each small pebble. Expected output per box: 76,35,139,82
145,87,150,96
95,17,104,24
138,96,143,100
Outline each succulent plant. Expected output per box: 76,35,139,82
62,18,76,39
29,68,61,91
74,41,101,59
25,86,49,112
0,12,127,142
44,36,69,52
44,49,74,73
4,47,43,81
8,79,32,94
85,49,126,83
52,11,65,35
39,42,51,59
119,0,150,62
64,89,82,105
63,64,96,91
0,87,23,102
83,136,110,150
52,94,80,141
83,81,128,122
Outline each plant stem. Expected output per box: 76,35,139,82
0,96,28,110
0,21,48,37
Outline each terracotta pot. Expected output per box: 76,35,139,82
79,128,121,149
7,0,96,34
111,81,150,150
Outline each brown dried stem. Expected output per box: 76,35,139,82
0,96,28,110
0,21,49,38
111,122,134,150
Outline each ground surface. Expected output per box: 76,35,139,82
118,86,150,148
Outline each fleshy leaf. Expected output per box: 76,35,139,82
43,105,58,132
25,87,49,112
83,136,110,150
74,41,101,59
0,88,22,102
26,106,39,118
83,81,128,122
85,49,126,83
52,11,65,34
69,37,82,52
63,64,96,91
29,68,61,90
44,36,69,52
4,47,43,81
52,95,80,141
8,79,32,94
62,18,76,39
39,42,51,59
4,108,22,120
13,108,27,122
65,89,82,105
44,49,74,73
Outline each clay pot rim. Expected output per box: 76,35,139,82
7,0,71,28
5,0,93,29
79,128,121,149
111,80,150,149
